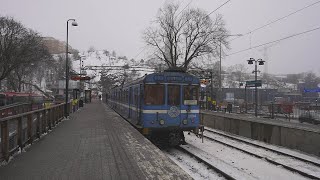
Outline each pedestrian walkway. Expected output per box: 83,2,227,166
0,100,191,180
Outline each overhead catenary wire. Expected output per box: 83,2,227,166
226,26,320,56
133,45,148,60
177,0,193,16
230,0,320,42
206,0,231,17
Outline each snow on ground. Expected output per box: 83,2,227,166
205,127,320,167
204,129,320,177
164,149,226,180
183,133,309,180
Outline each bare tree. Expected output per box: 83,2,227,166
143,2,228,70
6,46,52,92
55,55,72,80
188,60,220,87
71,49,80,60
226,64,248,88
0,16,28,81
103,50,110,56
111,50,117,58
99,70,125,91
87,46,95,54
0,16,51,86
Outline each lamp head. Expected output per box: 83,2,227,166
247,58,254,64
258,59,265,65
72,21,78,26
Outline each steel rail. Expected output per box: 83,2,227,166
203,132,320,180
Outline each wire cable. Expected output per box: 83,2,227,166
227,26,320,56
207,0,231,17
177,0,193,16
230,0,320,42
133,45,148,60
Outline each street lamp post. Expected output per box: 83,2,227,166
247,58,265,117
65,19,78,118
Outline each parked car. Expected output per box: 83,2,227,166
298,112,320,125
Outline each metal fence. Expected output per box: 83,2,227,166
0,102,79,162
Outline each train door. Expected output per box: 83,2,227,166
134,86,139,124
181,85,199,122
167,85,181,126
137,84,142,124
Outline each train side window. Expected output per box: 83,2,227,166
168,85,180,106
129,88,133,104
184,86,199,105
121,90,124,102
134,87,139,105
144,84,164,105
125,90,127,103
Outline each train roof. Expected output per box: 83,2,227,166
111,71,200,90
144,71,200,84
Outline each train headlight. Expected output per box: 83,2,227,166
159,119,165,125
183,119,188,125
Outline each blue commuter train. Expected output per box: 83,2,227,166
108,69,202,146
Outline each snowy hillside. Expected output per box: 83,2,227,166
72,50,154,83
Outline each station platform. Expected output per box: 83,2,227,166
0,100,191,180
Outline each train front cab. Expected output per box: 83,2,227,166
141,78,201,145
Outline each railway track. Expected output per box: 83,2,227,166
205,128,320,167
204,128,320,180
175,146,235,180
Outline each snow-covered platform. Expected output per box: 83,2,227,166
202,110,320,157
0,100,191,180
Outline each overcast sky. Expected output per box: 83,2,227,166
1,0,319,75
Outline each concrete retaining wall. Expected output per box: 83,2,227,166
201,113,320,157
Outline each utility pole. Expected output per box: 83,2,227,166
217,34,243,107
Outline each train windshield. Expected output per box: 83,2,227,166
184,86,199,105
144,84,164,105
168,85,180,106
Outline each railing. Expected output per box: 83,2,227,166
0,101,79,162
0,103,32,118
